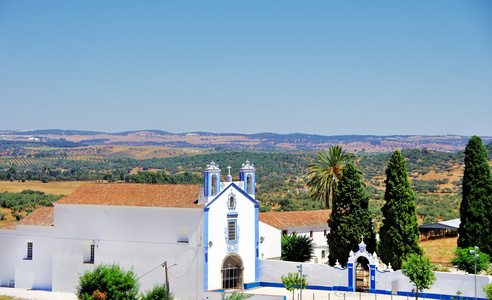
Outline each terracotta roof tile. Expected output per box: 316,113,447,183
56,183,201,208
18,206,54,227
0,206,54,230
259,210,331,230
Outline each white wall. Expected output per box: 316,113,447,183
260,260,348,289
206,186,258,290
261,260,492,299
259,222,281,260
14,226,53,290
0,230,16,287
52,204,204,300
376,270,491,298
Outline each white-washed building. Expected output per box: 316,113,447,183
0,160,280,299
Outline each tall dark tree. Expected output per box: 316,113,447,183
379,150,422,270
458,136,492,255
327,162,376,267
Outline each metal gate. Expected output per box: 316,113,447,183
356,263,369,292
222,267,240,290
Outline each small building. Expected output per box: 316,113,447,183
419,219,460,240
259,210,331,264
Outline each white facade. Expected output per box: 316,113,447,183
51,204,204,299
0,160,262,300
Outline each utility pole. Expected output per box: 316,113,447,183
469,246,479,300
297,264,307,300
164,261,170,300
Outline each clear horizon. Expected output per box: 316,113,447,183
1,1,491,136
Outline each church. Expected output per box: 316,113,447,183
0,160,282,299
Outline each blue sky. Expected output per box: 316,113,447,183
1,1,491,136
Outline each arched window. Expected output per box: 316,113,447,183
211,175,217,196
246,174,253,194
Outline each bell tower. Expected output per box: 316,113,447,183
204,161,221,197
239,160,255,196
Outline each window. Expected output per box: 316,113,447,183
83,241,95,264
26,242,33,260
310,231,313,238
211,175,217,196
177,226,189,243
90,244,95,263
282,230,288,236
228,220,236,241
324,229,328,236
322,250,326,258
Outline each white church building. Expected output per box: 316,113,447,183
0,160,282,299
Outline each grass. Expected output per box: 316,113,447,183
0,296,25,300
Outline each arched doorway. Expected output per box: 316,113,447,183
221,254,244,290
355,256,370,292
346,237,380,293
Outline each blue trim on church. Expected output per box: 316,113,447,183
203,208,209,291
205,183,259,209
255,205,259,281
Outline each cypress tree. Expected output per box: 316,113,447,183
327,162,376,267
379,150,422,270
458,136,492,255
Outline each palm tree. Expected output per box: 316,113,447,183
307,146,356,208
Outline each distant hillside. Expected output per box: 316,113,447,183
1,129,491,153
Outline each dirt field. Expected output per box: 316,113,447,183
420,236,457,264
0,181,86,195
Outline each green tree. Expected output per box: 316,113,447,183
281,272,308,300
327,162,376,266
281,233,314,262
379,150,422,270
483,283,492,300
307,146,356,208
451,247,491,274
401,253,436,300
458,136,492,255
76,263,139,300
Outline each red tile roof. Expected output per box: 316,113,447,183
259,210,331,230
0,206,54,230
56,183,201,208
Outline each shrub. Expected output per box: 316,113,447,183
221,291,253,300
76,263,139,300
451,247,491,274
140,284,173,300
281,233,314,262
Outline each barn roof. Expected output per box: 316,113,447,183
419,218,460,231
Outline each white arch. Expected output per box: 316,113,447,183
347,238,379,268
